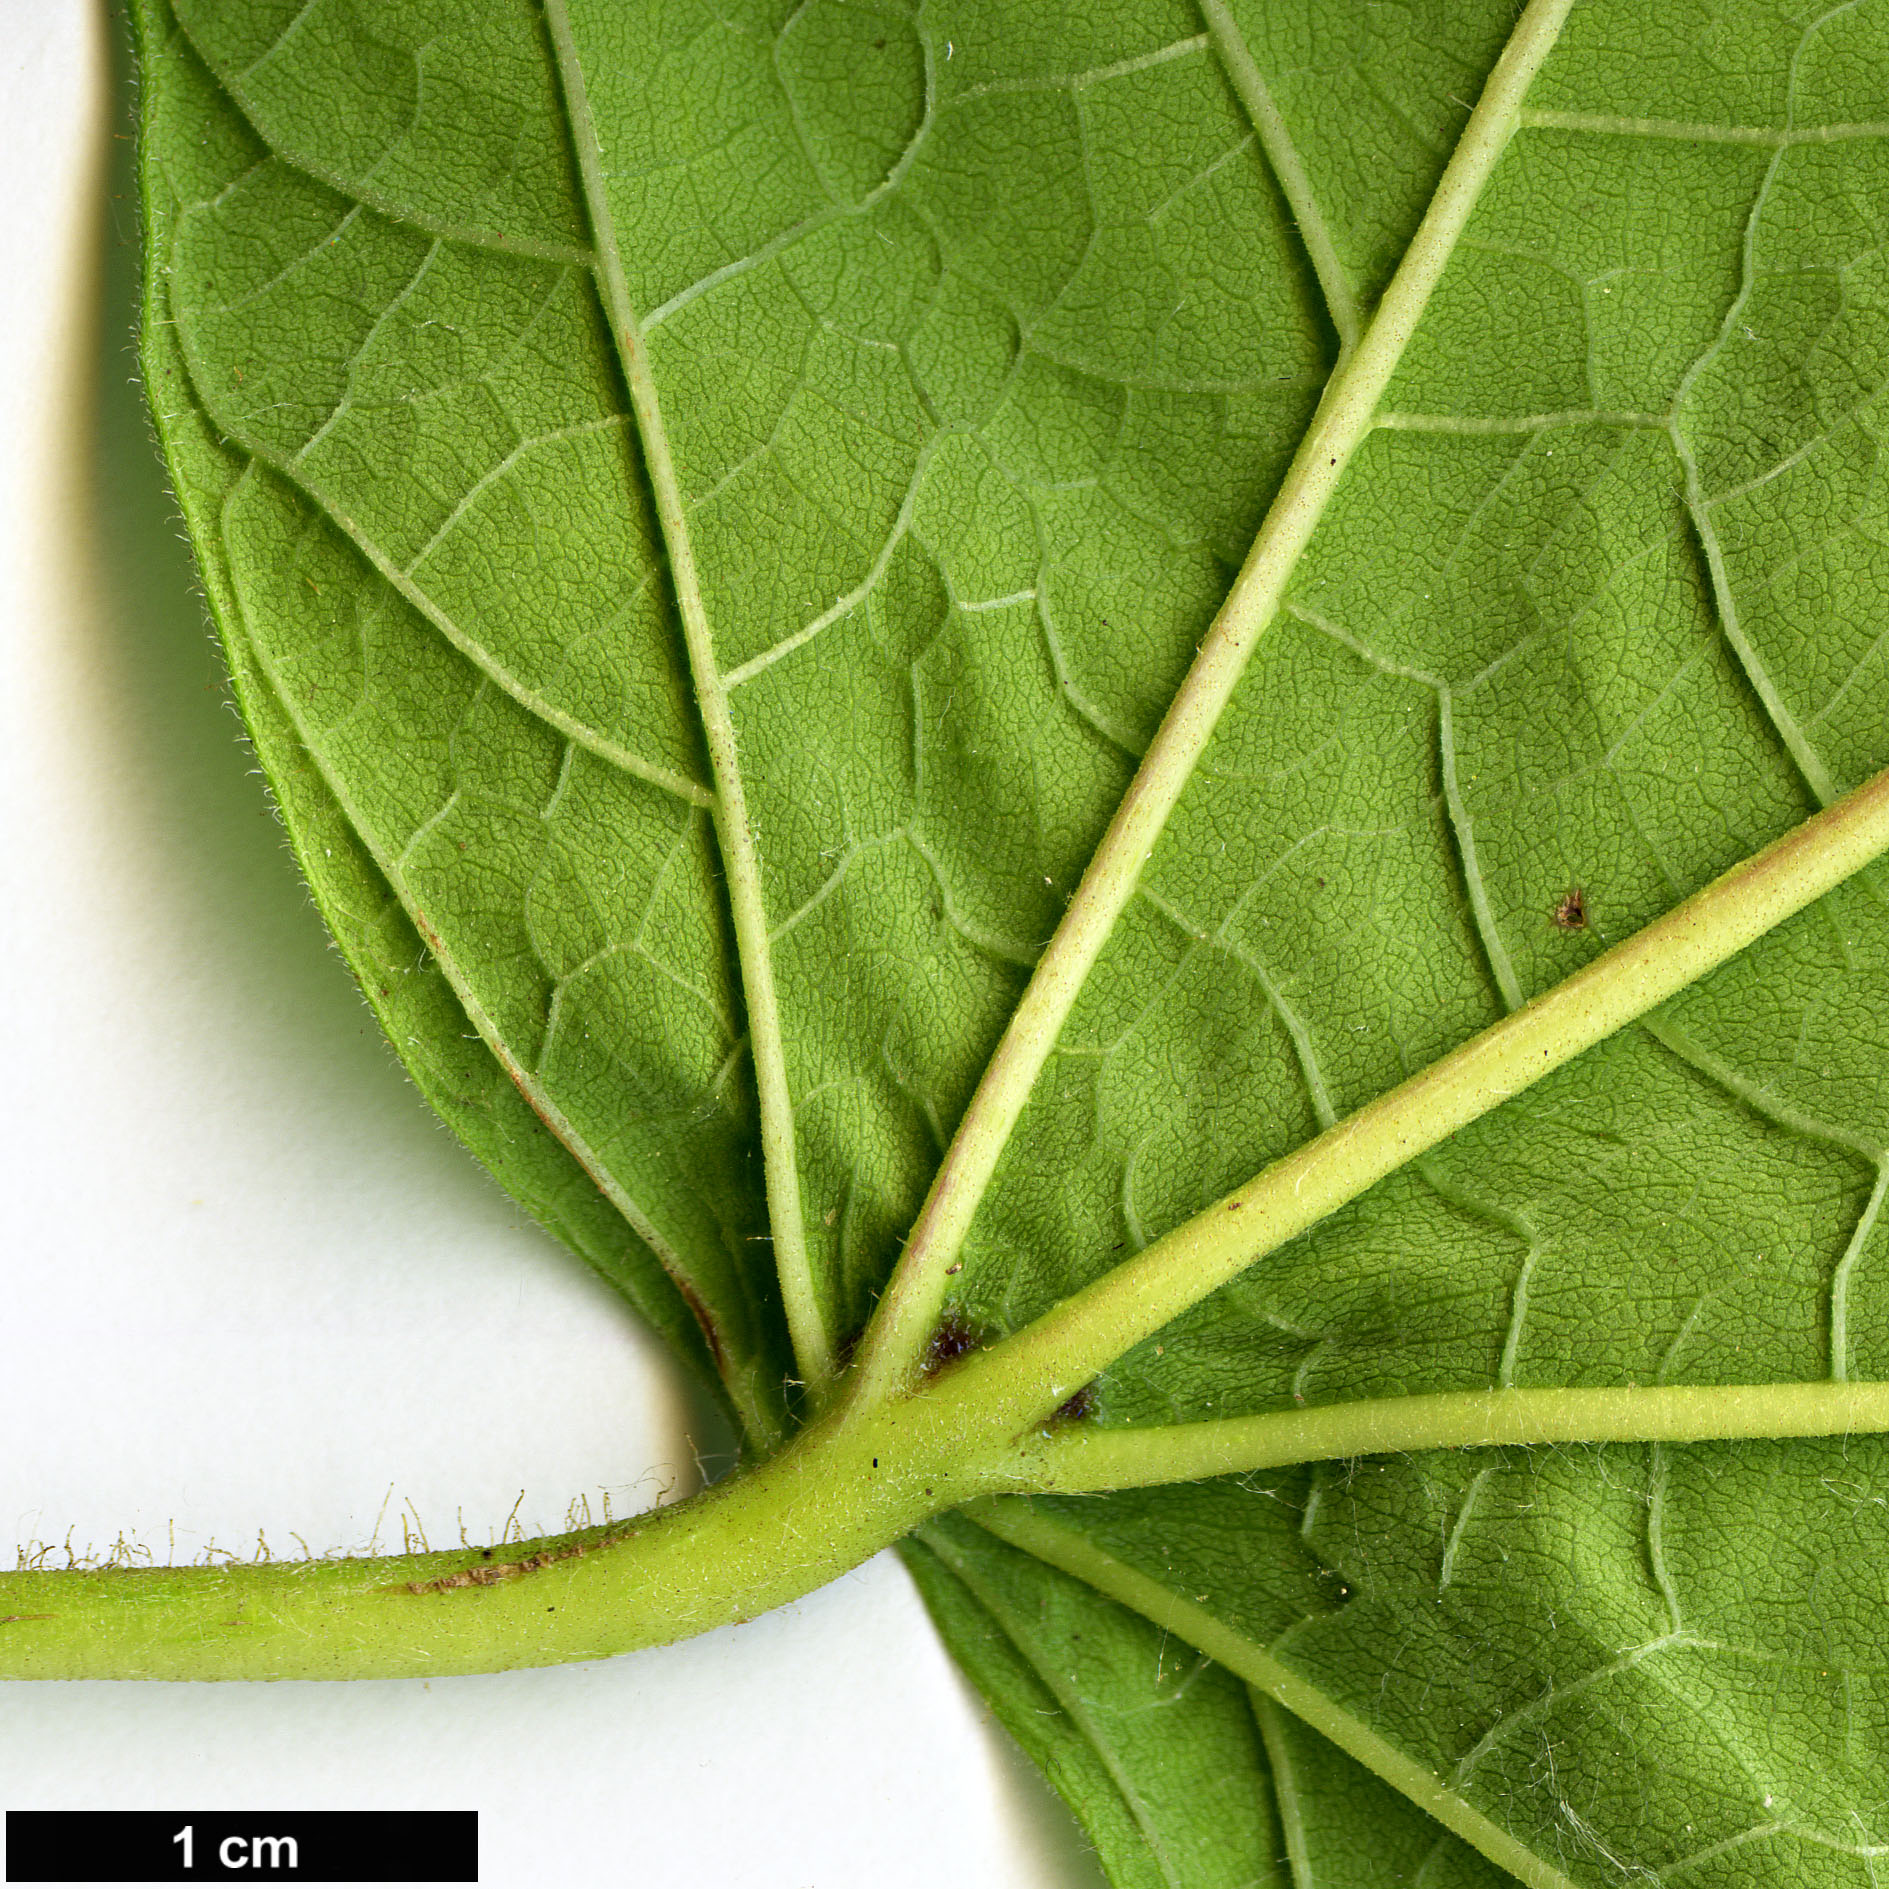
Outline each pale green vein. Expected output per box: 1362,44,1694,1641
953,33,1211,103
1225,942,1337,1134
1412,1156,1540,1386
721,433,946,691
1283,601,1524,1011
1438,687,1524,1011
1834,1168,1889,1388
170,405,714,809
1250,1694,1314,1889
642,201,852,335
1658,1825,1797,1882
190,197,364,310
1498,1251,1537,1389
1437,1465,1495,1593
401,415,628,570
1639,1017,1886,1166
213,468,779,1446
1666,1823,1889,1875
1017,1382,1889,1494
1676,427,1838,807
906,829,1041,969
545,0,830,1393
915,1521,1188,1889
229,0,320,79
1035,557,1147,759
1641,1013,1889,1383
1646,1443,1684,1634
852,0,1581,1400
1199,0,1361,358
1375,407,1664,435
640,21,937,333
765,834,891,947
1444,1632,1686,1800
966,1503,1585,1889
1669,145,1839,808
289,236,449,466
1519,107,1889,148
1141,882,1338,1131
933,763,1889,1425
170,12,595,267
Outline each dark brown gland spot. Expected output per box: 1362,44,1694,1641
402,1528,636,1596
921,1307,981,1377
1551,885,1588,930
1052,1384,1096,1425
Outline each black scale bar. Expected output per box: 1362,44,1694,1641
4,1812,476,1883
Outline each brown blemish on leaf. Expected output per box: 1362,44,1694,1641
921,1307,982,1377
402,1529,638,1596
1051,1385,1096,1425
673,1276,730,1376
1551,885,1588,930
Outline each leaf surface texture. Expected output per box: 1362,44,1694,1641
134,0,1889,1881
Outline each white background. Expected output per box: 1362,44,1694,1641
0,9,1105,1885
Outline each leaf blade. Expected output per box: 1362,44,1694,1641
545,0,828,1385
856,0,1582,1393
117,1,1889,1881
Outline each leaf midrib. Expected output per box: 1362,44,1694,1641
852,0,1583,1398
542,0,828,1394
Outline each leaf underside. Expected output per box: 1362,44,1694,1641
132,0,1889,1882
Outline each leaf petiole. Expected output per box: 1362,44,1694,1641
7,758,1889,1681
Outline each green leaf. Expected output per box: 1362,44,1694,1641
903,1517,1289,1889
25,0,1889,1883
904,1513,1513,1889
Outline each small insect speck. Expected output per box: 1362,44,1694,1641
1551,885,1588,930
